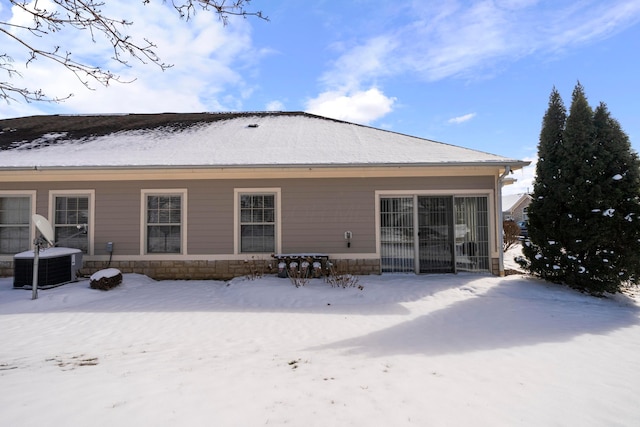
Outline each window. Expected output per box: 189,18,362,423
54,195,90,253
238,191,278,253
0,195,32,254
145,193,184,254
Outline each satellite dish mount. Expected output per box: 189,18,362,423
31,214,55,300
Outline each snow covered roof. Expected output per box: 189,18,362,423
502,193,532,212
0,112,527,169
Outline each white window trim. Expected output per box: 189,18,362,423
234,188,281,255
48,190,95,256
140,189,188,255
0,190,37,256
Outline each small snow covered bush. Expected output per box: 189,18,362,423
244,256,271,280
287,261,310,288
90,268,123,291
325,263,362,290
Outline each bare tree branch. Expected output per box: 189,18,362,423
0,0,268,103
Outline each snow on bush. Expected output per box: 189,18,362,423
90,268,123,291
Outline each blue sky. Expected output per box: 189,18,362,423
1,1,639,194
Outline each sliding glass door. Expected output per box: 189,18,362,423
380,197,415,272
380,195,490,274
454,196,490,272
417,196,454,273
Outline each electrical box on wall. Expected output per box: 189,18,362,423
106,242,114,253
344,231,353,248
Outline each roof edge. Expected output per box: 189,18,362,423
1,160,531,172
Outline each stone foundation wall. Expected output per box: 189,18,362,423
0,260,12,278
326,259,381,276
1,257,505,280
0,258,382,281
84,259,381,280
491,257,502,276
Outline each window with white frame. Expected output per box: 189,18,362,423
239,192,277,253
145,193,183,254
0,195,31,254
54,195,90,253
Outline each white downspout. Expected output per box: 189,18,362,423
497,166,511,276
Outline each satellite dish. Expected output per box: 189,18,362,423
33,214,55,246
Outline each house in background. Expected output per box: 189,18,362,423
0,112,529,279
502,193,532,223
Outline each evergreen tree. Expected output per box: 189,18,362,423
576,102,640,292
521,87,567,282
556,83,596,288
520,83,640,294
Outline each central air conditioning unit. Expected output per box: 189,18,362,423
13,247,83,289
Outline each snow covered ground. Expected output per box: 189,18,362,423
2,247,639,426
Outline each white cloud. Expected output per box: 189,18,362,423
1,1,259,115
448,113,477,124
317,1,640,89
494,0,539,10
299,0,640,127
544,1,640,49
3,0,640,121
266,100,285,111
305,87,396,125
320,36,398,92
403,1,516,81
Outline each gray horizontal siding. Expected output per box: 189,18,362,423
94,185,140,256
281,178,376,253
187,181,234,254
2,175,495,257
